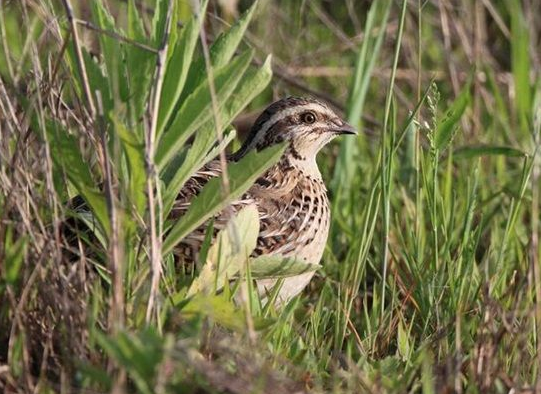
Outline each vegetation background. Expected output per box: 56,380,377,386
0,0,540,393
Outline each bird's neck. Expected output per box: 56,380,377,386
288,155,322,179
272,155,323,186
251,155,324,199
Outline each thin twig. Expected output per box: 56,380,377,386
145,0,174,324
309,1,352,49
480,0,510,39
75,18,159,54
60,0,96,118
25,9,63,264
0,79,21,135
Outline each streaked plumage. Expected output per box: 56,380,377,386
174,97,356,303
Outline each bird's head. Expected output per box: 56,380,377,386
233,97,356,164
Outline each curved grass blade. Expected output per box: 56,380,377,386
453,145,527,159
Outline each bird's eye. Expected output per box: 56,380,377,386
301,112,316,124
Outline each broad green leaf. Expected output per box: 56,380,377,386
249,255,320,279
166,1,179,62
91,1,128,104
126,0,155,120
151,0,168,45
453,145,527,159
48,124,110,235
162,142,285,254
187,205,259,296
157,0,208,136
77,363,112,390
182,293,247,332
435,81,471,151
125,52,153,121
127,0,146,41
162,55,272,214
180,1,259,101
65,44,113,116
397,319,411,361
155,49,253,168
95,329,163,394
81,49,113,122
114,119,147,215
215,55,272,124
207,1,257,68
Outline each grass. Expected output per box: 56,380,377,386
1,0,540,393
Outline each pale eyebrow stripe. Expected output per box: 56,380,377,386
245,103,334,152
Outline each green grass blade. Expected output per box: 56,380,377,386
333,0,391,190
3,228,26,285
509,0,531,131
453,145,527,159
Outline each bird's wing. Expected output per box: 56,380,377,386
169,160,257,261
170,158,324,264
170,160,321,263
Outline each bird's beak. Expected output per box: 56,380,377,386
333,122,357,135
